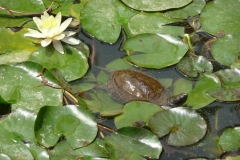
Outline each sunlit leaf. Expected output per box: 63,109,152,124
104,127,162,159
29,45,89,82
121,0,192,11
148,107,207,146
164,0,205,19
208,68,240,101
26,143,49,160
35,105,98,149
219,127,240,152
114,101,162,129
185,73,220,109
50,139,109,160
0,0,46,16
211,33,240,66
0,28,39,64
123,33,188,69
0,17,31,28
80,0,138,43
177,55,213,78
0,61,63,112
200,0,240,35
128,12,184,37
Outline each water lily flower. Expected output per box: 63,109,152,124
24,12,80,54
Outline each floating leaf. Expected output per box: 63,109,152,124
105,58,133,71
29,45,89,82
148,107,207,146
208,68,240,101
0,28,39,64
211,33,240,66
219,127,240,152
164,0,206,19
185,73,220,109
0,0,46,16
84,90,123,116
128,12,184,37
35,105,98,149
114,101,162,129
177,55,213,78
123,33,188,69
80,0,138,43
0,61,63,112
104,127,162,159
50,139,109,160
0,17,31,28
172,78,192,96
200,0,240,35
121,0,192,11
26,143,49,160
96,71,109,85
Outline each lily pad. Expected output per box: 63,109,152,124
114,101,162,129
172,78,192,96
105,58,133,71
0,17,31,28
104,126,162,159
26,143,49,160
177,55,213,78
34,105,98,149
208,68,240,101
0,61,63,112
0,0,46,16
211,33,240,66
122,33,188,69
164,0,206,19
0,28,39,64
219,127,240,152
29,45,89,82
200,0,240,35
185,73,220,109
148,107,207,146
50,139,108,159
80,0,138,43
121,0,192,11
127,12,184,37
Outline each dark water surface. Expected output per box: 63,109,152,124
78,29,240,159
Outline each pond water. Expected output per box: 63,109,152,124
78,29,240,159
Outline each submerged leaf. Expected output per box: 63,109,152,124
104,127,162,159
148,107,207,146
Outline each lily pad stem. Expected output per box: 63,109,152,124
183,34,197,56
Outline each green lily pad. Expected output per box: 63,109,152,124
122,33,188,69
29,45,89,82
164,0,206,19
0,108,36,143
177,55,213,78
35,105,98,149
211,33,240,66
219,127,240,152
104,127,162,159
50,139,108,159
0,17,31,28
200,0,240,35
148,107,207,146
172,78,192,96
0,0,46,16
185,73,220,109
208,68,240,101
0,28,39,64
84,90,123,116
121,0,192,11
105,58,133,71
26,143,49,160
96,71,109,85
114,101,162,129
0,61,63,112
127,12,184,37
80,0,138,43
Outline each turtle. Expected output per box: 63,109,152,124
106,70,187,106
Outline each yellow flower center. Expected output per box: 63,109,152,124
42,16,57,28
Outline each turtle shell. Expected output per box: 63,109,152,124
106,70,170,105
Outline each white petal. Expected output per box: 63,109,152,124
24,29,45,38
54,34,65,40
53,40,64,54
33,17,43,32
41,12,50,21
58,18,72,34
63,31,76,37
61,37,80,45
41,39,52,47
55,12,62,28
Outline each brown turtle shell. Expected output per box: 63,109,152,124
106,70,170,105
